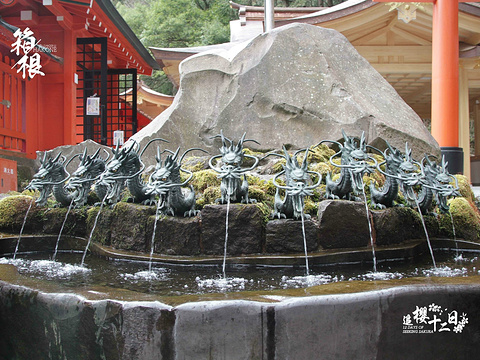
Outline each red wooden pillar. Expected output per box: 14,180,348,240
431,0,459,147
63,28,76,145
374,0,465,173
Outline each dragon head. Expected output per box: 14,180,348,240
97,141,140,202
147,147,182,195
66,148,107,204
209,131,260,179
26,152,67,205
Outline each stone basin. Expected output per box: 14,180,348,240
1,233,480,359
1,196,480,359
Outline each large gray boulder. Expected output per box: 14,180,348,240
133,23,438,159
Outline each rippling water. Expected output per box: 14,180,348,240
0,251,478,297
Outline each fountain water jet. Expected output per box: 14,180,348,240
222,196,230,279
416,198,437,269
81,193,108,266
52,198,74,261
148,198,162,273
13,198,34,260
300,210,310,276
361,178,377,272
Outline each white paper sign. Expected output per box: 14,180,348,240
113,130,124,146
86,96,100,116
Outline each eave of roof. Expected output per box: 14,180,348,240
150,42,243,61
95,0,159,72
229,1,324,14
275,0,480,28
275,0,377,27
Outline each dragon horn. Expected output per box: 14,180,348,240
283,146,294,168
113,142,120,158
80,148,88,163
221,130,227,149
92,147,101,159
172,147,180,161
441,156,449,171
52,152,62,163
155,146,161,163
41,151,47,164
102,148,110,162
237,132,247,151
385,140,395,154
302,148,309,170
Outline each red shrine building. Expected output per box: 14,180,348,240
0,0,159,163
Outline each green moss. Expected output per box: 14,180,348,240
0,194,39,231
262,179,277,197
438,197,480,241
254,202,272,224
197,186,221,207
190,169,220,193
310,162,334,179
182,156,208,172
244,174,264,187
304,197,318,216
272,159,286,174
455,175,475,201
248,185,267,202
308,143,336,163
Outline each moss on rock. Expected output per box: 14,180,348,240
0,195,42,232
455,175,475,202
438,198,480,241
190,169,220,193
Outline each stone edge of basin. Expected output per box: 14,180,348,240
0,280,479,359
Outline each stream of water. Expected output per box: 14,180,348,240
300,209,310,276
81,194,108,266
13,199,34,260
361,180,377,272
52,198,74,261
449,210,460,259
416,199,437,268
149,199,163,273
222,196,230,279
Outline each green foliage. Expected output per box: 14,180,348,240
117,0,235,49
140,72,175,95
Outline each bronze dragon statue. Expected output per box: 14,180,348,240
208,131,260,204
265,147,321,219
96,138,168,205
368,142,422,209
26,149,109,207
145,146,207,217
26,152,70,207
317,130,377,201
64,148,109,207
417,155,460,214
